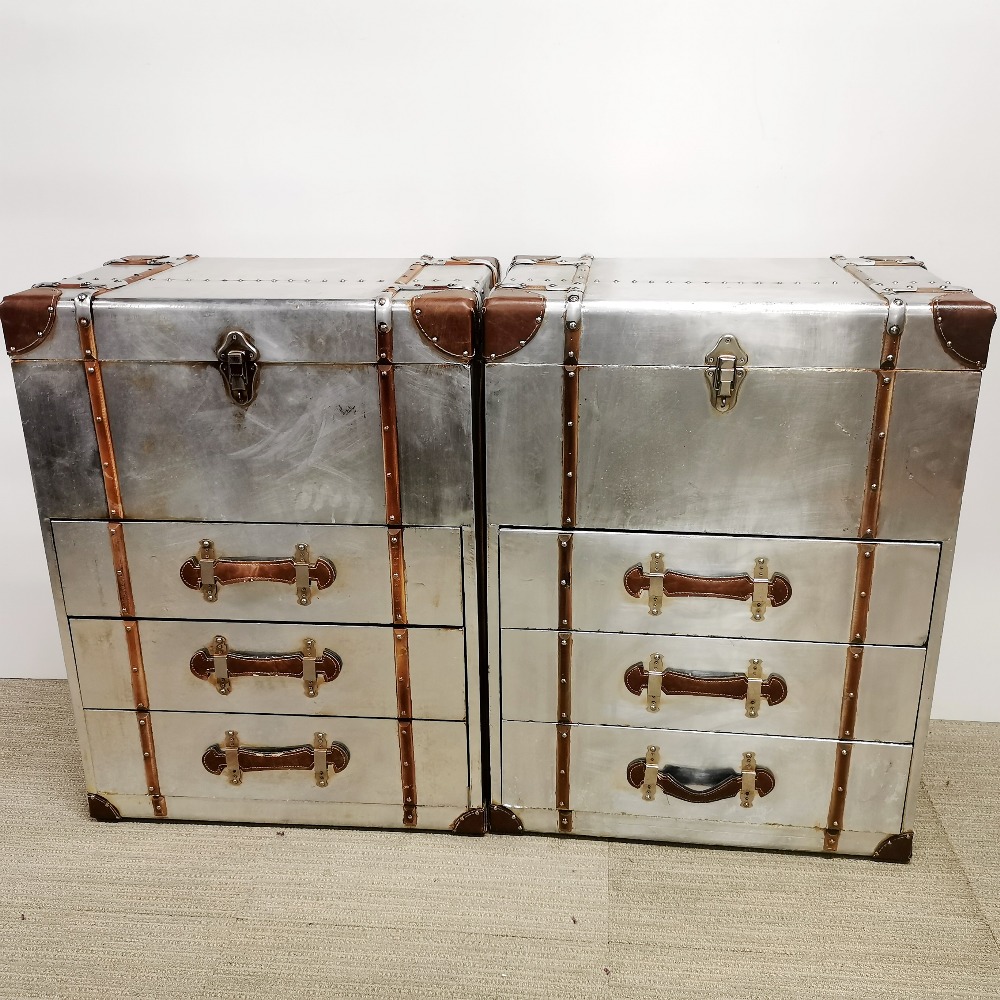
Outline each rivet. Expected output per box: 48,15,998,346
870,483,878,491
841,749,848,756
882,376,891,385
567,370,575,378
878,431,886,439
864,551,872,558
566,472,573,478
889,325,900,335
567,321,578,330
855,633,862,640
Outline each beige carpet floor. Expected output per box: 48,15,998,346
0,680,998,1000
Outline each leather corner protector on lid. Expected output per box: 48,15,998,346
410,290,477,360
488,804,525,833
2,286,62,356
872,830,914,863
931,293,995,369
449,807,488,836
87,792,122,821
483,288,546,359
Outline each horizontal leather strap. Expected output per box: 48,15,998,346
180,556,336,591
202,741,350,775
623,564,792,607
190,647,342,683
623,663,787,705
626,758,776,803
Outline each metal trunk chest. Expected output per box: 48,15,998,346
483,255,994,859
4,254,496,832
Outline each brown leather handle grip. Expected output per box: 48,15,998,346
623,663,787,705
626,759,776,803
180,556,336,591
623,564,792,606
202,741,350,776
190,647,342,683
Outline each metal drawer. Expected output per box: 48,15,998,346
84,711,470,808
54,520,464,626
72,619,467,721
501,629,923,743
501,720,910,835
498,528,938,645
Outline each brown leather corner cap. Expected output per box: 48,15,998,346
1,286,62,356
931,293,996,369
483,288,546,360
410,289,477,360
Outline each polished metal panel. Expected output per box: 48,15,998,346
85,710,470,806
498,529,939,645
11,362,106,519
96,361,472,526
54,520,464,625
500,630,924,743
879,371,981,543
71,619,467,720
501,721,910,833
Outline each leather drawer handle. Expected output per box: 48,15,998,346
190,636,342,698
180,539,336,605
623,552,791,620
627,746,775,807
203,730,350,787
624,657,787,717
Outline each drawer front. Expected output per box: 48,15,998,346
72,620,467,720
54,520,464,625
501,721,910,834
499,529,938,645
85,711,469,807
501,630,923,743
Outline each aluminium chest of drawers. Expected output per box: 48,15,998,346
482,254,995,860
3,254,496,832
4,251,995,861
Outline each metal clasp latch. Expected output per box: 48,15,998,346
225,730,242,785
642,745,660,801
303,638,318,697
294,543,313,606
217,329,260,406
740,751,757,808
647,552,666,616
751,557,769,622
646,653,665,712
705,335,748,412
212,635,230,695
745,659,763,718
199,539,218,603
314,732,329,787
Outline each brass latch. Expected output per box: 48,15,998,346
302,638,319,697
647,552,666,616
294,544,313,606
642,745,660,801
646,654,665,712
313,732,330,787
745,659,763,718
224,730,242,785
212,635,231,694
199,539,218,602
740,751,758,808
705,335,748,412
216,329,260,406
751,557,770,622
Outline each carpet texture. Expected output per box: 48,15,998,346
0,680,997,999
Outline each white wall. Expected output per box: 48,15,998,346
1,1,998,719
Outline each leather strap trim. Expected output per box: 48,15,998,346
107,523,164,818
558,533,573,630
410,289,477,360
179,555,336,591
488,804,525,833
557,632,572,723
623,663,787,705
189,647,342,683
449,807,488,835
389,530,416,827
623,564,792,607
824,743,853,851
561,362,580,527
482,288,546,359
931,293,994,369
626,759,776,803
87,793,122,822
1,287,61,356
202,741,350,775
872,830,914,864
378,364,402,525
556,723,572,832
859,322,898,539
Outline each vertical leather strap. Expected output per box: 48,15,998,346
388,529,416,827
859,325,899,539
560,257,591,528
557,632,572,723
557,533,573,630
556,723,572,833
107,524,165,817
378,365,402,526
825,544,877,849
